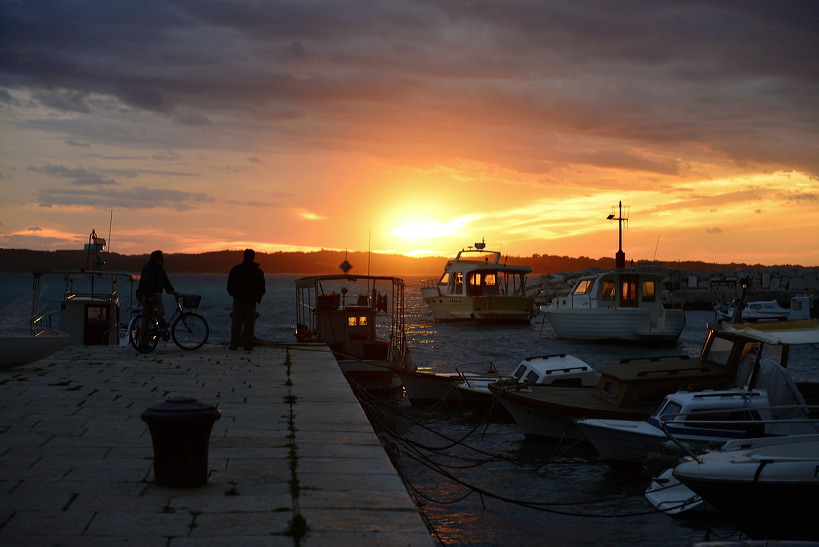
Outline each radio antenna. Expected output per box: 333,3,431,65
653,233,660,261
107,210,113,257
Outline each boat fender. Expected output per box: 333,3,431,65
403,350,417,372
295,323,312,341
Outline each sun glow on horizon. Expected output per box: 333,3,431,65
390,220,456,239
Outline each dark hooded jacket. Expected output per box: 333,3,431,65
227,259,266,303
136,258,175,300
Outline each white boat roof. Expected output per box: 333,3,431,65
720,319,819,345
448,249,532,273
295,274,405,288
33,269,135,279
576,268,674,280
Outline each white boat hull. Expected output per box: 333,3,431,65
422,295,535,323
495,391,586,441
577,419,677,464
673,434,819,540
0,333,71,369
543,307,685,342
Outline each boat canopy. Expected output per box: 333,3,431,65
720,319,819,346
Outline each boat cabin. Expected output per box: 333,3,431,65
32,270,135,345
313,291,388,360
554,269,666,310
433,247,531,298
593,319,819,410
510,354,597,387
594,330,764,410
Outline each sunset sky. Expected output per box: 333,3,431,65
1,1,817,266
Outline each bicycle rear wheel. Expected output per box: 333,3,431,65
129,313,159,353
171,312,209,350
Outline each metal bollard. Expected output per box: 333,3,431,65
141,396,222,488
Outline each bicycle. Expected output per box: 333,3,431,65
128,293,210,353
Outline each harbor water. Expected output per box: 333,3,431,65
2,272,817,545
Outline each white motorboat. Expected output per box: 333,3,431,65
541,202,684,343
577,356,818,472
541,267,685,343
420,240,537,323
714,294,813,323
295,264,409,392
673,434,819,540
490,319,819,442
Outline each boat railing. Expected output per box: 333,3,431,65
454,361,502,387
30,310,59,335
659,404,819,462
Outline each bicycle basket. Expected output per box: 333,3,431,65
182,294,202,308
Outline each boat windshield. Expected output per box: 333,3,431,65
642,281,656,302
573,278,595,295
656,400,682,421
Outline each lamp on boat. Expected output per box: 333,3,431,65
607,201,629,269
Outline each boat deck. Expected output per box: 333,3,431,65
0,343,433,546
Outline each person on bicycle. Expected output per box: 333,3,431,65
136,250,177,330
227,248,266,351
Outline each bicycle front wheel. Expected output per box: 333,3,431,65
171,312,209,350
129,313,159,353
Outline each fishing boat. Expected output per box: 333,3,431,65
541,202,685,343
420,240,537,323
295,261,409,392
490,319,819,442
30,230,136,346
576,357,818,472
672,433,819,540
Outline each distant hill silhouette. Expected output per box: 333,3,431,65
0,248,804,276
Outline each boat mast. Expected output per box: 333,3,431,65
607,201,629,269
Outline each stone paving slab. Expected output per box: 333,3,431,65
0,343,434,546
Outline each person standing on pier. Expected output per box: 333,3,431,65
227,248,266,351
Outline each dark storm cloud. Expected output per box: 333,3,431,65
28,164,119,186
35,185,213,211
26,163,198,186
1,0,817,175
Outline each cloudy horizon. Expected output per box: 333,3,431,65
1,1,817,265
